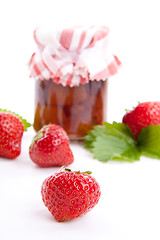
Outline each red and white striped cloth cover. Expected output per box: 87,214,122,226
29,26,121,87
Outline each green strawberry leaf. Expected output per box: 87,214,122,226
0,108,31,131
137,124,160,158
83,125,106,150
84,122,141,162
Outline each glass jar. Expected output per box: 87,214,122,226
33,78,107,140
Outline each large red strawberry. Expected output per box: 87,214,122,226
122,101,160,139
41,169,101,222
29,124,74,167
0,110,30,159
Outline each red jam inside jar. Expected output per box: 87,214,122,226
33,78,107,140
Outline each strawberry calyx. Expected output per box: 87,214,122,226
30,125,46,148
0,108,31,131
64,168,92,175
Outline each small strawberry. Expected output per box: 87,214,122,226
41,169,101,222
29,124,74,167
0,109,31,159
122,101,160,139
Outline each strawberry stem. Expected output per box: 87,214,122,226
65,168,71,172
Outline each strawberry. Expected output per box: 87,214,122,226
29,124,74,167
0,111,25,159
122,101,160,139
41,169,101,222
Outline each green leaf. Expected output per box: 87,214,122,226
83,125,106,150
84,122,141,162
103,122,135,141
137,124,160,158
0,108,31,131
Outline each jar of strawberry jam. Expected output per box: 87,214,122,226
29,26,121,140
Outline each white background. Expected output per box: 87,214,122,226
0,0,160,239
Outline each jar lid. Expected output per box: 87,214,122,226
29,26,121,86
